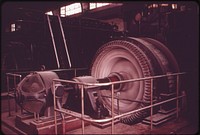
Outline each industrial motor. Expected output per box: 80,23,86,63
16,71,59,115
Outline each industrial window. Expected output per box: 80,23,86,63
148,4,170,9
11,23,15,32
89,3,111,10
60,3,82,17
172,4,178,9
45,11,53,15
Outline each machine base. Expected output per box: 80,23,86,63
142,108,179,126
15,113,89,134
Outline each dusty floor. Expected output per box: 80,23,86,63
1,96,199,134
66,118,198,134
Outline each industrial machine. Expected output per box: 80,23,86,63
3,3,198,134
14,37,182,134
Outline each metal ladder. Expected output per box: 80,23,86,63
47,15,72,68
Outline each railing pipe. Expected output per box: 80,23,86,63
54,95,185,123
53,72,186,134
81,84,85,134
53,72,185,87
150,78,153,130
53,81,58,134
111,84,114,134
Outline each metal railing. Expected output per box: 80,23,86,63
6,73,22,116
53,72,186,134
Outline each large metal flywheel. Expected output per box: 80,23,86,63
91,37,179,124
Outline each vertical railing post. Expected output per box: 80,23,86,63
34,112,37,120
62,119,65,134
117,92,120,116
37,113,40,121
74,68,77,77
7,75,11,117
14,76,18,112
111,84,114,134
150,78,153,130
53,80,58,134
19,75,24,114
176,74,179,118
81,84,85,134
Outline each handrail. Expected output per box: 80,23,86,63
53,72,186,86
6,67,87,74
53,72,186,134
6,73,22,77
54,95,184,123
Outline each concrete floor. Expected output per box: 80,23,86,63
1,96,199,134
